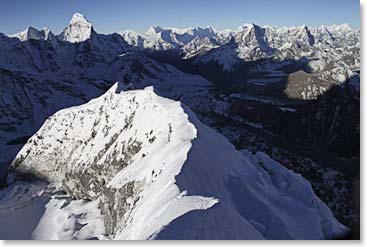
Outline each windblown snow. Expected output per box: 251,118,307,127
6,83,347,240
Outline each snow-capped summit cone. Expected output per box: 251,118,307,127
61,12,95,43
237,23,271,52
9,26,46,41
70,12,89,24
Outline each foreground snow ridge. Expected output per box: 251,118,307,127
10,83,347,240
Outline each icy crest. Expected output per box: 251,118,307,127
9,84,347,240
61,12,93,43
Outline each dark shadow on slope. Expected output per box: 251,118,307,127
227,77,360,173
223,78,360,239
0,181,50,240
143,45,311,93
0,32,360,238
156,105,353,240
0,33,210,187
0,34,131,185
144,49,360,237
144,49,360,174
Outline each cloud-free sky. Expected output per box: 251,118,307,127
0,0,360,35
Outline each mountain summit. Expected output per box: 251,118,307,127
8,83,347,240
61,12,94,43
9,26,48,41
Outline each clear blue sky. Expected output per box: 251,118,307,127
0,0,360,35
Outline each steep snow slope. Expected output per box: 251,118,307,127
0,181,106,240
9,83,347,240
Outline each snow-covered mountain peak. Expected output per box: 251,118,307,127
24,26,38,33
146,26,164,36
235,23,273,55
61,12,94,43
116,21,359,75
318,25,330,33
167,27,193,35
70,12,90,25
196,26,216,33
296,25,315,46
9,26,46,41
247,22,258,29
9,83,347,240
238,23,254,30
120,29,144,47
327,23,355,34
238,23,263,33
313,25,335,43
242,23,263,36
338,23,353,31
9,83,216,239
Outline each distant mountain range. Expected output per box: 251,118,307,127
0,13,360,240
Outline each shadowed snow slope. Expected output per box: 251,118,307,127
9,83,347,240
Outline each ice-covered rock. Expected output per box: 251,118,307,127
61,13,94,43
9,26,48,41
9,83,347,240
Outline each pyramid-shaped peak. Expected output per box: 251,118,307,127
298,24,309,31
70,12,90,25
295,25,315,46
240,23,260,30
146,26,164,34
61,13,94,43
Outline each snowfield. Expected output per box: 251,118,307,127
6,83,348,240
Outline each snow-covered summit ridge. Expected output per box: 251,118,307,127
9,26,52,41
7,12,358,54
10,83,347,240
9,82,218,239
120,21,359,74
8,12,93,43
120,22,359,48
